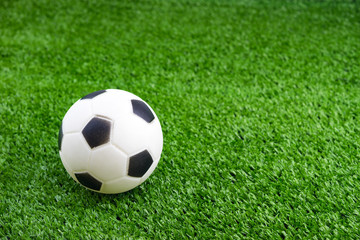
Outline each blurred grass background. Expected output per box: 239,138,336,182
1,0,360,238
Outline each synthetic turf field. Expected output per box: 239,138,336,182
1,0,360,238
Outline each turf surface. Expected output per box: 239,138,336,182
1,0,360,238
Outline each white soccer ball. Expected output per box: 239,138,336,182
58,89,163,194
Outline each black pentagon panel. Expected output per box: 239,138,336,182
128,150,153,177
81,90,106,100
75,172,102,191
82,117,111,148
58,122,63,151
131,99,155,123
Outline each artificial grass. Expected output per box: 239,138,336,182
1,0,360,238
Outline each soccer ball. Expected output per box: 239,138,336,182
58,89,163,194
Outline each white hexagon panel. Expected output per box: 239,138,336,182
58,89,163,194
102,176,141,194
89,145,127,182
60,133,91,172
61,99,93,134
